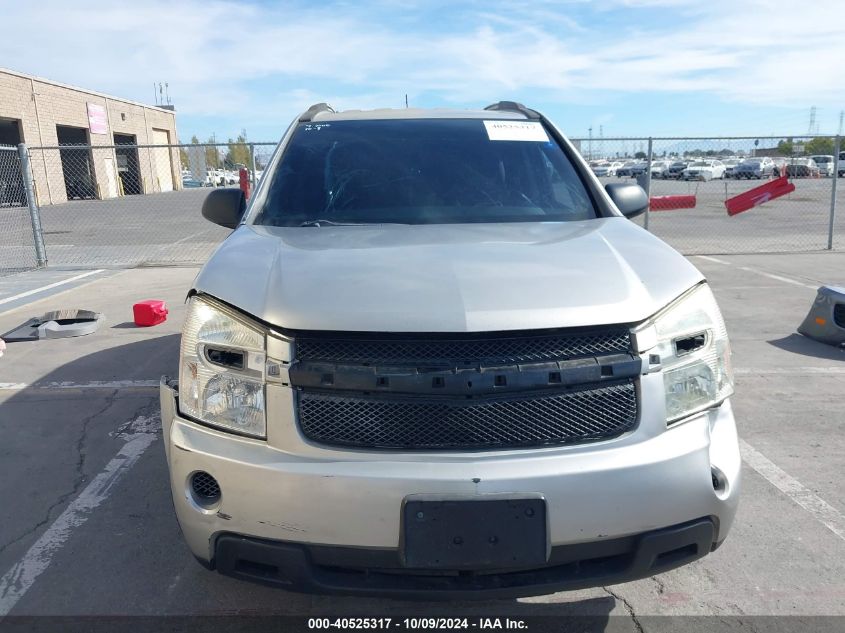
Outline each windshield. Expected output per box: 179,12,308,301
813,156,832,163
690,161,709,167
253,118,596,226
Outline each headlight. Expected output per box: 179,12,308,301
641,283,734,423
179,295,267,438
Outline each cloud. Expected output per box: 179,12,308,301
1,0,842,135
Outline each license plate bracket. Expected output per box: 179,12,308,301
402,497,547,570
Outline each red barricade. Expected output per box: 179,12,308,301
724,175,795,216
239,167,251,200
649,195,697,211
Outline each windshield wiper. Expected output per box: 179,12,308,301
298,219,409,227
298,219,367,227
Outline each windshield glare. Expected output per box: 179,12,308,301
252,119,596,226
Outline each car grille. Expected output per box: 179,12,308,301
291,327,638,451
293,328,632,366
834,303,845,328
297,381,638,450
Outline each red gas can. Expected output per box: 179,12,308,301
133,300,168,327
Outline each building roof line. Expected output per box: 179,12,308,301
0,67,175,115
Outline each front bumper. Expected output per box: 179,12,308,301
212,518,714,599
160,376,741,596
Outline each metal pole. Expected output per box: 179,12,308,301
828,135,840,250
644,137,653,231
17,143,48,267
249,143,257,189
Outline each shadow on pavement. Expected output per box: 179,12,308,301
0,335,625,627
768,333,845,361
110,321,141,329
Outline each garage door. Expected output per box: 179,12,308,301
151,128,174,192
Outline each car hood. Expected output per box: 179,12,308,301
193,219,703,332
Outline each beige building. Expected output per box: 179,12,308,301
0,67,180,205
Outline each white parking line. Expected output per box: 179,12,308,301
736,266,816,289
696,255,731,265
693,256,818,289
740,439,845,542
0,414,160,616
734,367,845,375
0,270,105,307
0,380,159,391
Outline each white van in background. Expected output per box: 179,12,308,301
810,155,835,177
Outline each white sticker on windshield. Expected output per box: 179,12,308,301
483,120,549,142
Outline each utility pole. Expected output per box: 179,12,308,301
599,125,603,159
838,111,843,136
588,127,593,161
807,106,817,136
405,94,409,108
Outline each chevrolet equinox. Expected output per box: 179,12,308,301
160,101,741,599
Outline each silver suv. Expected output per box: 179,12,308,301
161,101,740,599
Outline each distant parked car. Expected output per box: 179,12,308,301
786,158,820,178
592,161,623,177
650,160,672,179
615,161,639,177
629,162,650,177
733,157,774,179
809,155,835,177
722,158,743,179
181,175,204,188
665,161,689,179
838,151,845,177
682,160,726,181
771,158,788,178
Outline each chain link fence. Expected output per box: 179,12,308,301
573,135,842,254
14,142,276,270
0,145,40,276
1,135,842,276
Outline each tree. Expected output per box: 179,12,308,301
205,136,221,169
777,140,794,156
634,151,646,159
179,134,199,170
805,137,834,156
225,134,251,168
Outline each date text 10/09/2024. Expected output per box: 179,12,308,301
307,618,529,630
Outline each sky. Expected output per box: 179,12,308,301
1,0,844,144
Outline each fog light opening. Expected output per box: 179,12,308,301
190,471,221,508
711,466,728,498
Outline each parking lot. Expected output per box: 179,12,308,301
1,167,843,276
0,249,843,631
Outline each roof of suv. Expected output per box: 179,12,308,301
308,108,528,122
302,102,535,122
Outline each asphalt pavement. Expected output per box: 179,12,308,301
3,175,844,276
0,253,843,631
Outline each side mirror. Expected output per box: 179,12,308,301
202,188,246,228
605,183,649,218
